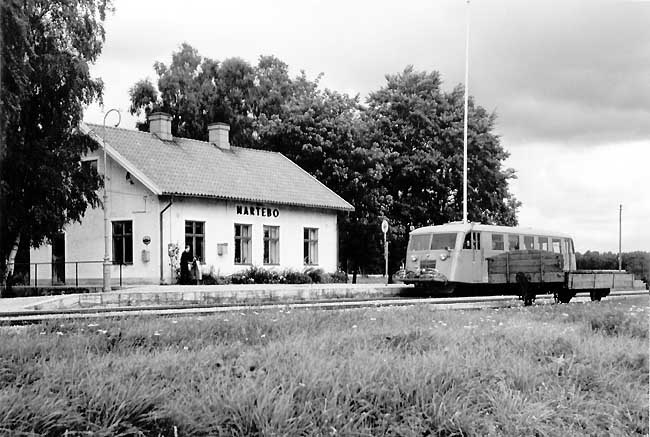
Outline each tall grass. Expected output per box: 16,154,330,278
0,297,647,436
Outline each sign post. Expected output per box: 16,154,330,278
381,219,389,285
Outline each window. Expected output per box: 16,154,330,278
185,221,205,262
81,159,98,173
523,235,534,250
408,234,431,251
491,234,504,251
552,238,562,253
430,233,458,250
304,228,318,265
508,235,520,251
263,226,279,264
112,221,133,264
537,237,549,251
235,224,251,264
463,232,480,250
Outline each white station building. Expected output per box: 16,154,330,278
30,113,354,285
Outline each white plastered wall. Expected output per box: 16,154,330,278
30,149,161,286
160,197,339,283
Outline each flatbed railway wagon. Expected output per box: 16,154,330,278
394,222,642,305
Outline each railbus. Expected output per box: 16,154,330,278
393,222,636,304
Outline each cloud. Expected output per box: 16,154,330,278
469,0,650,145
506,140,650,252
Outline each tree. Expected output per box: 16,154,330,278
365,66,520,270
255,86,393,280
577,251,650,284
129,49,520,277
0,0,111,288
129,44,295,148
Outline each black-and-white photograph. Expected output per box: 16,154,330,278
0,0,648,435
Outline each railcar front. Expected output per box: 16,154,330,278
394,224,469,294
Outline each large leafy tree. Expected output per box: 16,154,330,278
129,44,297,148
255,87,393,279
365,66,520,269
129,48,520,276
0,0,111,287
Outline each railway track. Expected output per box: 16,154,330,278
0,290,646,325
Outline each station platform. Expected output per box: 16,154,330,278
0,283,409,313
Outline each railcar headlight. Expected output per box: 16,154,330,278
439,253,448,261
410,255,418,262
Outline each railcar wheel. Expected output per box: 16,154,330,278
555,289,573,304
590,290,602,302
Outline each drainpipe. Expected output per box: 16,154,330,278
159,197,173,283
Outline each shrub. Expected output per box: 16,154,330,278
209,266,347,285
305,267,326,283
281,269,312,284
330,270,349,283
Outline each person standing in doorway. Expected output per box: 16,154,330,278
180,245,192,284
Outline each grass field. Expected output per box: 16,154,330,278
1,296,648,436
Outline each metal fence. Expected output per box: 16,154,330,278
9,261,126,288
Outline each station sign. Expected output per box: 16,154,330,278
236,205,280,218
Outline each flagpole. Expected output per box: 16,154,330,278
462,0,470,224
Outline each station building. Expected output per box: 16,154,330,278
30,112,354,285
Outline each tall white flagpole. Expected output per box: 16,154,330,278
463,0,470,224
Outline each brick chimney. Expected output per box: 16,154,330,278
208,122,230,149
148,112,173,141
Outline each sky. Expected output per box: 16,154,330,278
84,0,650,253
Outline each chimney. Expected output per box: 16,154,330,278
208,122,230,149
148,112,173,141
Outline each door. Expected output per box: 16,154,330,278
458,231,482,283
52,233,65,284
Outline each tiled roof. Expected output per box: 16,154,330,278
83,123,354,211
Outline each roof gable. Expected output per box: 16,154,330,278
82,123,354,211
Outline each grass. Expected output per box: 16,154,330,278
0,296,647,436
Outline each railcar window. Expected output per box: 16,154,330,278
508,235,520,250
463,232,481,250
552,238,562,253
431,233,458,250
408,234,431,251
537,237,549,251
524,235,534,249
491,234,504,251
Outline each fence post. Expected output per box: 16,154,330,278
75,262,79,288
34,263,38,288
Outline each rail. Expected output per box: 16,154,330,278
8,261,127,288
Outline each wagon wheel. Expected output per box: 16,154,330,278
556,288,573,304
589,290,602,302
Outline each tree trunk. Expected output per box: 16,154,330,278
3,233,21,288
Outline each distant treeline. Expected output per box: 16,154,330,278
576,251,650,283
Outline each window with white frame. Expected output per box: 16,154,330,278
185,221,205,262
112,221,133,264
235,224,252,264
303,228,318,265
263,226,279,265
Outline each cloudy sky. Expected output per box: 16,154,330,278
85,0,649,253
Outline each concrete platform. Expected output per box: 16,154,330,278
0,283,409,312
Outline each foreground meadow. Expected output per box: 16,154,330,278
1,296,648,436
